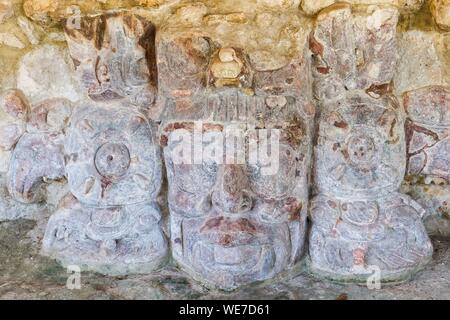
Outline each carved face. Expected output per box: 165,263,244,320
65,14,156,107
315,97,405,198
66,105,161,207
163,123,308,289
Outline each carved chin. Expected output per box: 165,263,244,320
188,240,290,289
194,241,274,269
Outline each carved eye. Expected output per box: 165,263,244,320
175,163,217,195
247,145,297,199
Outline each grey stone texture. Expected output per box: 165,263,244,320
0,1,448,295
156,18,315,289
403,86,450,237
308,3,433,283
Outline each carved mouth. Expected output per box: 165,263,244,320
193,241,275,273
199,230,258,247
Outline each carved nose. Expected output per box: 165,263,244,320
212,165,253,214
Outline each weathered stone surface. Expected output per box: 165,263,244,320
0,93,69,219
0,0,13,25
394,31,448,95
309,192,432,282
17,44,83,103
65,105,161,206
23,0,59,23
26,98,73,133
403,85,450,237
0,0,447,296
402,181,450,237
5,97,71,204
0,90,29,153
64,13,157,108
0,174,46,221
17,16,41,45
314,94,405,199
7,132,66,204
301,0,424,16
310,4,398,100
1,217,450,300
160,96,313,290
310,92,433,282
309,97,432,282
309,4,433,283
257,0,300,10
0,32,25,49
42,193,168,275
42,104,168,275
158,17,314,288
23,0,172,24
155,12,312,119
404,86,450,180
0,90,30,173
430,0,450,30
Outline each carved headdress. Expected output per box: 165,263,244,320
64,13,157,108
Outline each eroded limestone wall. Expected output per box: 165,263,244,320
0,0,449,289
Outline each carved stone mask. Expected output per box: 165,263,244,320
162,112,310,289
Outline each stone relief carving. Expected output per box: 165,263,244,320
309,192,432,281
38,13,168,275
308,4,433,282
314,94,405,199
0,90,54,220
0,0,448,291
160,95,313,290
152,9,311,116
403,86,450,237
310,94,432,281
42,105,168,275
309,3,398,100
65,106,162,206
64,13,157,107
1,90,29,173
1,91,69,205
157,19,314,289
405,86,450,180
